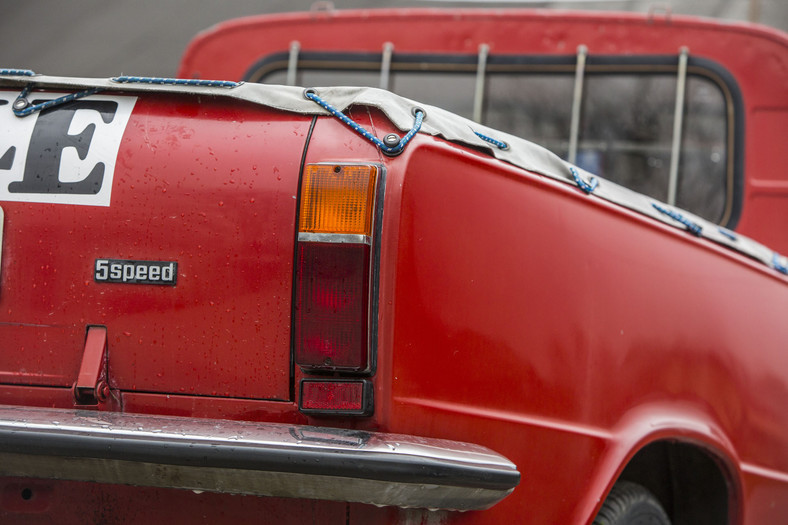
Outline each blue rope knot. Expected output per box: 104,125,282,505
112,76,240,88
651,203,702,236
773,253,788,275
304,89,423,156
473,131,509,150
569,166,599,194
717,227,737,241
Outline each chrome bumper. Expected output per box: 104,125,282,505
0,404,519,511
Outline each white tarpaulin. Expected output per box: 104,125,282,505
0,73,785,274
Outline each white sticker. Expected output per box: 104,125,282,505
0,91,136,206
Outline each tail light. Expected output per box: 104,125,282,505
297,164,377,236
295,241,370,369
299,379,373,416
293,164,380,415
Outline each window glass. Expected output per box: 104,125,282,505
578,75,676,203
676,78,727,220
483,73,727,222
390,72,476,120
484,74,574,157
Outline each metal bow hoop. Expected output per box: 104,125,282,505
304,89,424,156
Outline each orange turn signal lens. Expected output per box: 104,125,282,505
298,165,378,236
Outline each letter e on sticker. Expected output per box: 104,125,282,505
0,91,136,206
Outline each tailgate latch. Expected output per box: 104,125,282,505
73,326,111,406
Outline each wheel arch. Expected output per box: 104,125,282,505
583,405,744,525
615,438,739,525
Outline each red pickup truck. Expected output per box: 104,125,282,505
1,8,786,525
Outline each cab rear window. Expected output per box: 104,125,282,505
249,51,742,226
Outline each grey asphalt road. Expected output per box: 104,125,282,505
0,1,785,79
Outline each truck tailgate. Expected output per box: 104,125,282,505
0,90,309,401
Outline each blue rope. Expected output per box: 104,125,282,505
717,227,737,241
773,253,788,275
304,89,423,155
112,76,239,88
0,69,35,76
17,85,32,99
569,166,599,194
13,87,102,117
474,131,509,150
652,203,702,236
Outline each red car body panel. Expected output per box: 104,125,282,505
380,137,788,523
0,7,786,525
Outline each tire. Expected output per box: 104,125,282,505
592,481,671,525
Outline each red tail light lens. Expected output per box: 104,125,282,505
294,242,370,370
299,379,373,415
